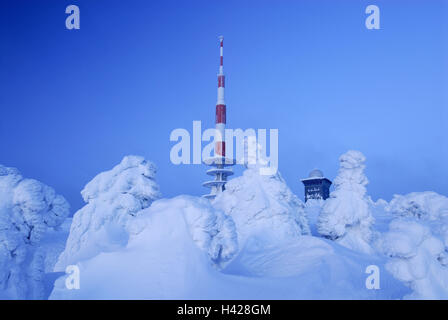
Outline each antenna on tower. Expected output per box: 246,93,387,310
218,35,224,75
202,36,235,200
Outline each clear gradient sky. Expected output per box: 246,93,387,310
1,0,447,211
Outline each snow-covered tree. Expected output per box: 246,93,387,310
387,192,448,221
55,155,161,270
386,191,448,256
213,139,309,251
0,165,70,299
379,219,448,299
317,150,374,253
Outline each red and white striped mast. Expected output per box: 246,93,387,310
203,36,235,200
215,35,226,157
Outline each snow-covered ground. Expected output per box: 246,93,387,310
49,195,408,299
2,152,448,299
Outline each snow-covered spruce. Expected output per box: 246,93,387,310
379,219,448,299
213,167,310,252
317,150,374,253
387,191,448,221
386,191,448,257
0,165,70,299
54,155,161,270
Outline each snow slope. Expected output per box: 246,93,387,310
223,236,409,299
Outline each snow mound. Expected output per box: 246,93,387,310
55,155,161,270
133,196,238,267
50,195,238,299
213,167,310,252
317,150,374,253
0,165,70,299
379,219,448,299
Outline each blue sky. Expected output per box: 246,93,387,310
1,0,447,211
